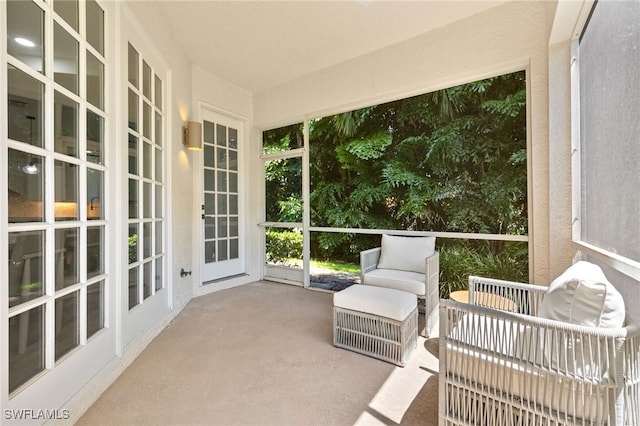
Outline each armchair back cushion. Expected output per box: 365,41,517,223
377,235,435,274
539,261,625,329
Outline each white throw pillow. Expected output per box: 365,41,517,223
539,261,625,328
376,234,435,274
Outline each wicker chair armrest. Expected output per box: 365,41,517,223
468,275,547,315
424,251,440,337
360,247,381,282
440,299,639,376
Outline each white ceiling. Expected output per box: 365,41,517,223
148,1,508,93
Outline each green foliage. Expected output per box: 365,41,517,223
128,234,137,264
277,196,302,223
265,71,528,270
265,229,303,264
438,241,529,298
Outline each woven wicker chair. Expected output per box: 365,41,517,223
360,235,439,337
439,276,640,425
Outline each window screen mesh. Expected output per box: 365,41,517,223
579,0,640,262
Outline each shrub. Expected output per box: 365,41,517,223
438,241,528,298
266,229,303,264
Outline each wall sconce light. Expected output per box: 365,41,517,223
182,121,202,151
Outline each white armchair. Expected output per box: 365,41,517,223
360,234,439,337
439,267,640,425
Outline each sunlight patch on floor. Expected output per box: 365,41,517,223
354,337,436,425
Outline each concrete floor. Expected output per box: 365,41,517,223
78,281,439,425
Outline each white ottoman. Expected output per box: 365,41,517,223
333,285,418,367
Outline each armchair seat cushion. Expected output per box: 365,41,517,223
362,268,426,296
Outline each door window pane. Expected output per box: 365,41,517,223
143,261,152,300
55,228,78,290
154,75,162,109
229,128,238,149
203,122,214,144
7,0,44,74
154,258,163,291
229,172,238,193
217,194,227,215
54,160,78,221
142,61,151,100
128,43,138,87
86,0,104,55
154,112,162,146
128,89,138,131
54,22,78,94
8,231,45,307
155,148,162,182
55,290,79,360
229,216,238,237
205,217,215,239
217,171,227,192
87,168,103,220
229,150,237,171
128,134,138,175
229,195,238,215
155,185,163,218
87,110,103,164
54,91,78,156
143,183,152,219
128,267,139,309
8,65,43,147
54,0,78,31
217,240,228,261
155,223,162,255
230,238,239,260
205,241,215,264
217,147,227,169
204,193,214,215
8,149,45,222
128,179,138,218
216,124,227,146
204,145,214,167
87,280,104,339
204,170,215,191
9,306,45,393
87,226,104,278
218,217,228,238
143,222,152,258
143,102,151,139
128,224,138,264
143,182,153,218
86,52,104,110
143,142,152,179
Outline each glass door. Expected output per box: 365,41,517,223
201,110,244,283
122,29,169,347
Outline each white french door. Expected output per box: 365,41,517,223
121,20,170,347
200,110,244,283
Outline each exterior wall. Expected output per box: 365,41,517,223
254,1,556,284
547,40,575,279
